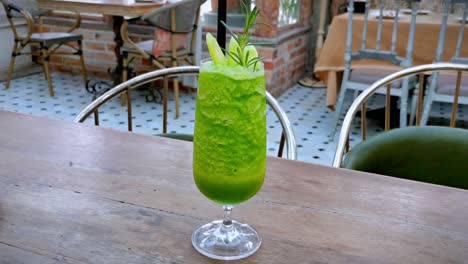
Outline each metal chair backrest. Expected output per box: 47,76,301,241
74,66,298,160
142,0,204,34
333,63,468,167
0,0,60,44
0,0,43,17
417,1,468,125
434,0,468,65
344,0,420,70
1,0,37,40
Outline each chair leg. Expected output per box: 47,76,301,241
43,61,54,97
420,96,433,126
173,78,180,118
121,52,129,106
353,89,359,101
41,48,54,97
409,91,418,126
172,60,180,118
399,91,408,128
5,55,16,89
330,85,348,140
420,77,438,126
5,42,20,89
78,40,88,88
43,65,49,81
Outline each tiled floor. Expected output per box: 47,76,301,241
1,72,467,166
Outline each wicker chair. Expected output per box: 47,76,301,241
0,0,87,96
121,0,204,118
74,66,297,160
333,63,468,190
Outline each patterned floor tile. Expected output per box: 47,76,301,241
0,72,467,166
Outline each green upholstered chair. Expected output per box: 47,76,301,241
342,126,468,189
74,66,297,160
159,133,193,142
333,63,468,190
0,0,87,96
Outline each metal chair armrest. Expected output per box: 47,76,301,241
20,9,35,46
65,10,82,33
120,21,153,61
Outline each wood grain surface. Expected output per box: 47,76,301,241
0,110,467,263
37,0,167,17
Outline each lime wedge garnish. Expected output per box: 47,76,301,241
206,33,226,65
244,44,259,70
227,37,240,66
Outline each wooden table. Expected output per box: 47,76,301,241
315,12,468,109
37,0,170,93
1,110,468,263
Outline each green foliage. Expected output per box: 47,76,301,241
221,0,266,71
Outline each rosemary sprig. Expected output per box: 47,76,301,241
220,1,266,70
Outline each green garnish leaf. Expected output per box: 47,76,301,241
206,33,226,65
227,36,240,66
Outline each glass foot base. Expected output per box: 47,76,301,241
191,220,262,260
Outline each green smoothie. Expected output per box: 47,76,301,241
193,60,266,205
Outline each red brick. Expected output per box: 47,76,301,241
275,58,285,67
106,43,116,52
56,65,73,73
82,31,95,39
84,51,96,60
95,32,114,42
257,48,276,59
294,55,306,68
263,61,274,70
63,57,82,66
85,42,106,51
291,47,307,58
49,56,63,64
265,71,273,82
40,27,51,33
95,52,115,61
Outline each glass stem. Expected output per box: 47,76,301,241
222,205,233,226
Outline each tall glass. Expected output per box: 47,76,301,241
192,60,267,260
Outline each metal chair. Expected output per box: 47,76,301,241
0,0,87,96
331,0,420,137
74,66,297,160
419,0,468,125
333,63,468,189
121,0,204,118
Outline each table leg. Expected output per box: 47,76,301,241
86,16,127,99
112,16,124,86
86,16,162,103
326,71,342,111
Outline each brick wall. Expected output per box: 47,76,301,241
257,28,309,96
201,25,310,96
40,0,312,97
41,17,155,79
201,0,312,96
